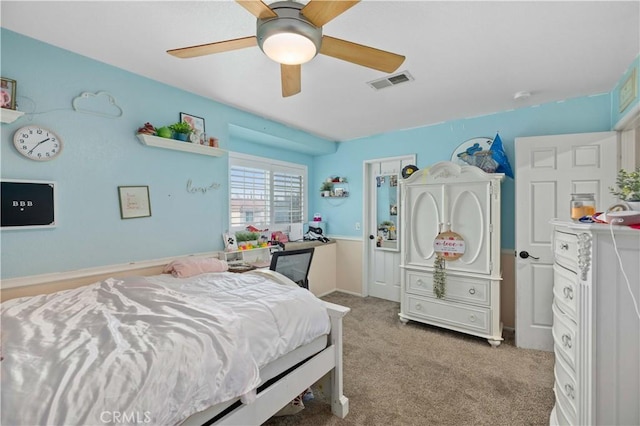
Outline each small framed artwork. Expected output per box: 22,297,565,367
390,175,398,187
1,179,56,229
180,112,206,144
619,68,637,113
223,232,238,251
1,77,17,110
118,186,151,219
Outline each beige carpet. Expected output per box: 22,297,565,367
264,292,555,426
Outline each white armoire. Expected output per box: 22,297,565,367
550,221,640,426
399,162,504,346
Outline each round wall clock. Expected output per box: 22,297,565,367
13,126,64,161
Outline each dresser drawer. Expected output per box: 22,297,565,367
554,349,578,422
406,271,491,306
554,231,578,272
553,264,578,321
552,302,577,370
405,294,491,334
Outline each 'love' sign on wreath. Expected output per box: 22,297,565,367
433,230,465,260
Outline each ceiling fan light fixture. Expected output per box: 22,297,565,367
257,1,322,65
262,32,317,65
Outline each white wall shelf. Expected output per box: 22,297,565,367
1,108,25,124
137,134,225,157
320,177,349,198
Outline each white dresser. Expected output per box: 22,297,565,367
550,221,640,426
399,162,504,346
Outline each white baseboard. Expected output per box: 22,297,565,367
330,289,364,297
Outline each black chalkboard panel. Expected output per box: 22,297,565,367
1,180,56,229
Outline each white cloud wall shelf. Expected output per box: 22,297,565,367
1,108,25,123
137,134,225,157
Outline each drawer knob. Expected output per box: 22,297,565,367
563,286,574,300
469,314,477,322
562,334,572,349
415,303,422,311
416,279,424,287
468,287,476,295
564,383,575,400
560,242,569,250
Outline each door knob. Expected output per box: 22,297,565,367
519,251,540,260
369,235,375,240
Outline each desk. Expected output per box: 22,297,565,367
220,241,337,296
282,239,336,250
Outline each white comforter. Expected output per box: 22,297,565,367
0,271,330,426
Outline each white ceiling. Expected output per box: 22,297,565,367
2,1,639,141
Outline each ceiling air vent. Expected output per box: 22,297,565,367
367,71,414,91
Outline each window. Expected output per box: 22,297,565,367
229,152,307,231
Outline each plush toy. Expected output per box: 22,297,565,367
491,133,514,178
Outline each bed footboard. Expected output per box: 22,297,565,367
184,300,350,426
323,301,350,418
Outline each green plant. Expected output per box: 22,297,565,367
433,255,446,299
320,182,333,191
610,168,640,201
380,220,394,227
168,121,193,134
235,231,260,242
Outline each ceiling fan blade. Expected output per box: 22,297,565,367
281,64,301,97
301,0,359,27
236,0,277,19
167,36,257,59
319,35,405,73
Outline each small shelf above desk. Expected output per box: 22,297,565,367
1,108,25,124
137,134,225,157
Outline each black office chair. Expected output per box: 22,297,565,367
269,247,315,289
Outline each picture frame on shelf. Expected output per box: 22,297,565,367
223,232,238,251
180,112,205,144
1,77,17,110
118,186,151,219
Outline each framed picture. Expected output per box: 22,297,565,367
1,77,17,110
223,232,238,251
619,67,637,113
180,112,205,144
118,186,151,219
1,179,56,230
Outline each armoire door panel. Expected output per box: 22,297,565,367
407,186,441,268
447,182,491,274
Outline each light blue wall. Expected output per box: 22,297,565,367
311,95,613,248
0,29,326,278
0,29,629,279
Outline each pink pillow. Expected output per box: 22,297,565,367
163,258,229,278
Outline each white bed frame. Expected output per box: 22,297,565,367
1,252,350,425
184,301,349,425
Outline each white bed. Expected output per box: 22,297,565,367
0,268,349,425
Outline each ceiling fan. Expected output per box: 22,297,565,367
167,0,405,97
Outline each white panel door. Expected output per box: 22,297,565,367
515,131,617,350
364,155,416,302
